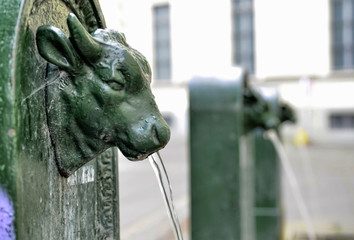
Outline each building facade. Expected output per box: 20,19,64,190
100,0,354,141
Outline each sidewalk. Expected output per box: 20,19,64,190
282,142,354,239
119,135,354,240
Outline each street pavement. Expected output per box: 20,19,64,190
119,133,189,240
118,133,354,240
282,142,354,239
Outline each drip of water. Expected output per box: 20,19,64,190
266,130,316,240
149,152,184,240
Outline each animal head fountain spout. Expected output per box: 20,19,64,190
279,102,296,124
36,13,170,177
243,87,280,133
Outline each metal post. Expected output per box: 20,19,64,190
189,68,244,240
189,69,295,240
0,1,170,239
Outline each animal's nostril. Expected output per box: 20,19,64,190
151,124,160,145
151,121,171,147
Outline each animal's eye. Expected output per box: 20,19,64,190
107,81,124,91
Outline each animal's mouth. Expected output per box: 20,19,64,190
115,140,153,161
113,119,170,161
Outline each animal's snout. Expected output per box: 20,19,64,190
151,121,170,147
151,125,159,145
140,115,170,148
263,113,280,130
119,114,170,161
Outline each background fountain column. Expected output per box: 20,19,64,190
189,68,295,240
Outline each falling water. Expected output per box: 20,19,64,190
149,152,184,240
266,130,316,240
298,145,320,213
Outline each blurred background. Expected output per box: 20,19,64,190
99,0,354,239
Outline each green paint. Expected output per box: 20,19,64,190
11,1,120,238
0,2,21,239
189,70,296,240
253,129,282,240
0,0,167,238
189,75,243,240
243,87,280,133
36,13,170,177
279,102,296,124
251,92,295,240
0,0,21,201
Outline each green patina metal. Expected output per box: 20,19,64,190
252,128,282,240
0,1,21,239
0,0,169,239
189,70,244,240
243,87,280,133
36,13,170,177
251,91,295,240
189,69,295,240
0,0,20,201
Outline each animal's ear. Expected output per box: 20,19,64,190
36,25,81,74
67,13,103,63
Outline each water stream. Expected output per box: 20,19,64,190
266,130,316,240
149,152,184,240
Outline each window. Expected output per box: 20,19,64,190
231,0,255,74
329,113,354,128
153,5,171,80
331,0,354,70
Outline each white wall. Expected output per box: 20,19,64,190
278,80,354,142
170,0,232,82
99,0,124,29
101,0,234,83
100,0,354,141
100,0,155,73
254,0,331,79
102,0,332,81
